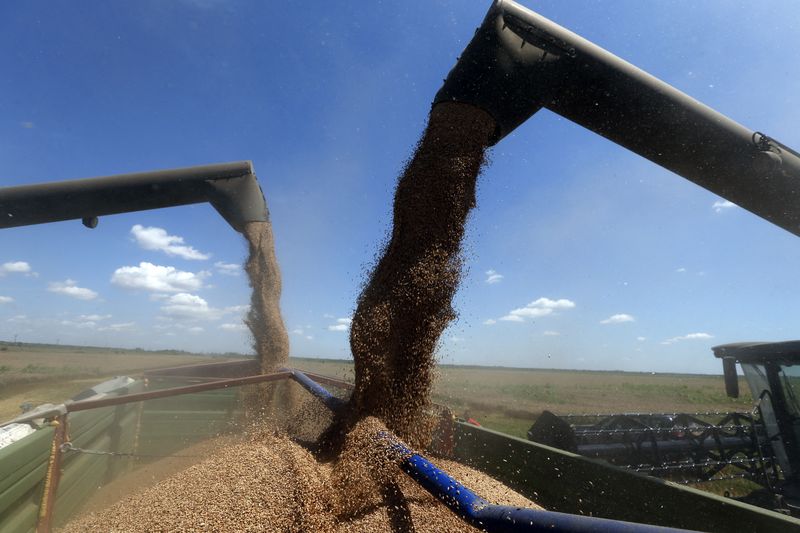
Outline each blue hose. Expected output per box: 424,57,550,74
288,370,697,533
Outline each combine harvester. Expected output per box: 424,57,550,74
1,1,800,531
529,341,800,514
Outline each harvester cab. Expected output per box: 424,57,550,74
715,341,800,510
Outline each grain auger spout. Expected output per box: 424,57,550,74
434,0,800,237
0,160,268,233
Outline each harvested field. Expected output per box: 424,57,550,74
61,422,540,532
289,357,754,439
0,344,219,420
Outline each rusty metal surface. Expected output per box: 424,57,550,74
35,415,68,533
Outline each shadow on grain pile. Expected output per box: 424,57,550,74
59,103,536,532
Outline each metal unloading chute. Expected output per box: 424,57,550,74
0,160,268,233
434,0,800,237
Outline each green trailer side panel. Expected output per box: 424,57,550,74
0,426,52,495
141,390,238,412
0,427,54,533
0,462,47,517
0,382,146,533
452,423,800,532
53,402,143,525
54,437,113,527
135,409,236,457
67,409,115,444
0,500,38,533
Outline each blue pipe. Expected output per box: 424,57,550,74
385,437,693,532
285,368,346,411
288,370,697,533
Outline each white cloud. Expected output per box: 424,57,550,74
661,332,714,345
219,323,247,331
0,296,13,304
530,298,576,310
485,269,504,284
7,314,27,323
712,200,737,213
111,262,209,293
131,225,210,260
1,261,32,276
214,261,241,276
98,322,136,332
682,332,713,340
224,304,250,315
306,335,314,340
600,313,635,325
159,293,222,321
483,318,496,326
61,319,97,329
675,267,687,273
543,330,560,336
48,279,98,300
159,296,245,324
449,336,465,343
79,314,111,321
327,317,352,332
291,328,305,335
508,306,553,319
637,336,647,342
496,297,575,324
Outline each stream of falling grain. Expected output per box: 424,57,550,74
243,221,289,373
343,102,496,448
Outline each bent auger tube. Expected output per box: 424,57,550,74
287,369,347,411
289,370,696,532
435,0,800,237
0,161,268,233
383,436,694,533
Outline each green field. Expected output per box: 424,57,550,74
289,356,753,439
0,341,221,420
1,344,753,439
1,345,762,499
288,357,760,497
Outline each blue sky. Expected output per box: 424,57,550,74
1,1,799,374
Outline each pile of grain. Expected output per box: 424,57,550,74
61,418,540,533
344,102,495,447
